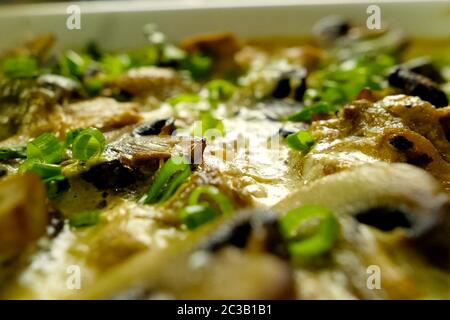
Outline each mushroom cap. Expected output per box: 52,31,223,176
276,162,448,237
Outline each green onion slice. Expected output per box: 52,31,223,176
288,102,337,122
71,128,106,161
179,185,234,230
26,133,63,164
69,210,101,228
279,204,339,261
181,53,212,80
44,175,69,199
19,159,62,179
64,128,85,148
59,50,90,79
2,57,39,78
285,130,315,153
167,93,200,106
180,204,218,230
140,155,191,204
188,185,233,215
206,79,236,103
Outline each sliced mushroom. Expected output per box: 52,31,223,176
198,209,288,259
116,67,183,98
60,97,142,133
37,74,81,101
132,118,175,136
276,163,448,238
271,66,307,102
402,57,445,84
388,67,448,108
80,134,206,190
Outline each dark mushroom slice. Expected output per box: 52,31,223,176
80,134,206,190
388,67,448,108
75,209,294,300
272,78,291,99
199,209,288,259
276,162,448,238
354,207,412,232
132,118,175,136
271,67,307,102
278,127,296,139
37,74,81,102
0,78,36,140
388,135,414,151
81,160,138,190
402,57,445,84
312,16,351,45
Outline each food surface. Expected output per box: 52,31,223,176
0,18,449,300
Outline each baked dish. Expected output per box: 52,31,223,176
0,17,449,299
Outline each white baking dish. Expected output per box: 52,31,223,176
0,0,448,52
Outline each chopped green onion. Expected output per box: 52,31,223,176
288,102,337,122
0,146,26,160
140,155,191,204
100,54,130,78
191,112,224,137
180,185,234,230
19,159,62,179
2,57,39,78
167,93,200,106
180,204,218,230
19,160,68,198
64,128,85,148
85,41,102,60
206,79,236,103
285,131,315,153
69,210,101,228
300,54,396,112
44,175,69,199
182,53,212,80
84,78,104,96
159,165,192,203
70,128,106,161
59,50,92,79
128,47,159,68
188,185,233,215
26,133,63,164
279,204,339,261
